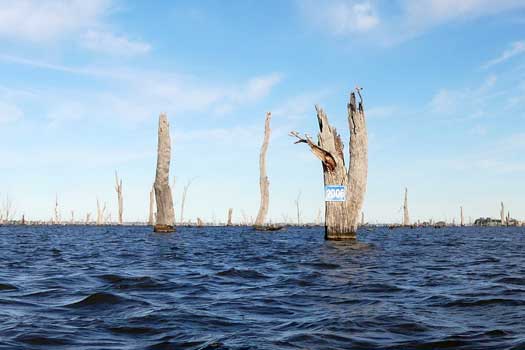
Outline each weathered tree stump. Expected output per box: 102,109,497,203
290,88,368,240
255,112,272,227
153,113,175,233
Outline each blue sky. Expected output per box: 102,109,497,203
0,0,525,224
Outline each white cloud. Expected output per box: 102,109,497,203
0,101,23,123
482,41,525,69
300,0,525,44
300,0,379,36
0,0,110,42
81,30,151,56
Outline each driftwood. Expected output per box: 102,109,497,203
115,171,123,225
290,88,367,240
403,188,409,226
153,113,175,232
255,112,272,226
227,208,233,226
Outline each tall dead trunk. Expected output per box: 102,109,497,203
148,187,155,225
290,88,368,240
115,171,123,225
153,114,175,232
500,202,505,226
227,208,233,226
180,178,195,225
86,213,91,225
254,112,271,226
403,188,409,226
96,198,106,225
295,191,301,226
54,195,60,224
460,206,464,227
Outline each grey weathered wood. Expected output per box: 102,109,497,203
255,112,272,226
153,114,175,232
290,88,368,240
460,206,464,226
500,202,505,226
227,208,233,226
148,187,155,225
115,171,123,225
403,188,409,226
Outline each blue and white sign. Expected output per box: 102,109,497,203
325,185,346,202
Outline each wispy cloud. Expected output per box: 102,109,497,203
482,41,525,69
0,0,110,42
0,101,23,124
299,0,525,45
81,30,151,56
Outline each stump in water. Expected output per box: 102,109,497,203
255,112,272,227
227,208,233,226
403,188,410,226
290,88,368,240
115,171,123,225
153,114,175,233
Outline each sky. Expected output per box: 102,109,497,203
0,0,524,224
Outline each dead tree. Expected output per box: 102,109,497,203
500,202,505,226
180,178,195,225
96,198,106,225
290,88,367,240
197,217,204,227
54,195,60,224
295,191,302,226
148,187,155,225
70,210,74,224
227,208,233,226
86,213,91,225
115,171,123,225
255,112,272,226
460,206,464,227
153,113,175,232
361,212,365,226
403,188,409,226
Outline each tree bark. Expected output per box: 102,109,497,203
290,88,368,240
403,188,409,226
227,208,233,226
115,171,123,225
255,112,271,226
153,113,175,232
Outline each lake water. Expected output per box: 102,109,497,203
0,225,524,349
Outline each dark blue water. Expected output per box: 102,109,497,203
1,225,524,349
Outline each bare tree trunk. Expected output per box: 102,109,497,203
460,206,464,227
500,202,505,226
227,208,233,226
180,178,195,225
96,198,106,225
255,112,271,226
86,213,91,225
361,212,365,226
115,171,123,225
403,188,409,226
54,195,60,224
70,210,74,224
153,113,175,232
290,88,368,240
197,217,204,227
148,187,155,225
295,191,301,226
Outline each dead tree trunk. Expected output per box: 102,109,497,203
361,212,365,226
227,208,233,226
148,187,155,225
96,198,106,225
500,202,505,226
295,191,301,226
180,178,195,225
153,113,175,232
254,112,271,226
460,206,464,227
115,171,123,225
403,188,409,226
54,195,60,224
86,213,91,225
290,88,367,240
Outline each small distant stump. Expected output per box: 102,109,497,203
154,224,175,233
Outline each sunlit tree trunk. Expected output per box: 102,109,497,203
227,208,233,226
290,88,368,240
115,171,123,225
403,188,409,226
254,112,271,226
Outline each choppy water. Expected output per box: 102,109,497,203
1,225,525,349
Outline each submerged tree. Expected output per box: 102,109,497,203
96,198,106,225
290,88,368,240
227,208,233,226
54,195,60,225
460,206,464,227
115,171,123,225
254,112,272,227
295,191,302,226
500,202,505,226
153,113,175,232
403,188,409,226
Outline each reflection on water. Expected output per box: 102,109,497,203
0,225,524,349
